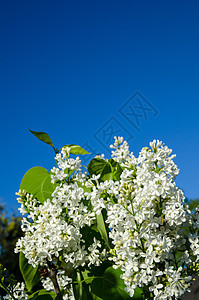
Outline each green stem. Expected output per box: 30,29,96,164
77,270,83,300
129,201,146,253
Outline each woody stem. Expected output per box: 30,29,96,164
47,260,63,300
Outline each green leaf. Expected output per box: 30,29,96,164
88,158,108,176
81,269,94,284
91,267,133,300
100,163,114,181
80,225,103,251
96,212,111,250
29,129,54,149
20,167,55,204
109,159,123,181
28,289,57,299
113,164,123,181
62,144,90,155
88,158,114,182
19,252,40,292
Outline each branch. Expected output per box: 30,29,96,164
46,261,63,300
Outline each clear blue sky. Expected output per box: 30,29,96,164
1,0,199,214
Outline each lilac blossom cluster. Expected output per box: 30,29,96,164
105,138,193,299
14,138,199,299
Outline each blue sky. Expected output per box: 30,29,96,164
1,0,199,214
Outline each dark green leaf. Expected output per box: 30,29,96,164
88,158,108,176
91,267,133,300
100,163,114,181
28,289,57,299
96,213,111,249
88,158,114,182
20,167,55,204
19,252,40,292
81,225,103,249
62,144,90,155
109,159,123,181
113,163,123,181
29,129,54,149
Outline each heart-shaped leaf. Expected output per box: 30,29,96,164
88,158,114,182
20,167,55,204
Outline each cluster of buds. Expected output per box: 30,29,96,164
190,262,199,273
118,183,134,206
16,189,38,215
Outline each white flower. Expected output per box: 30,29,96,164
3,282,27,300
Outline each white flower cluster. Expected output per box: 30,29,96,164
3,282,27,300
105,137,196,299
15,147,105,270
15,137,199,299
2,274,74,300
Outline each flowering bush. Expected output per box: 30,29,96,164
2,130,199,299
